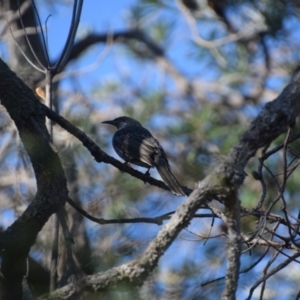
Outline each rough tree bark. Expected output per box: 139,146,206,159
0,60,69,299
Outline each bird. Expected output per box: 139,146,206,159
102,116,185,196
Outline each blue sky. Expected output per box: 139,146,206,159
38,0,135,59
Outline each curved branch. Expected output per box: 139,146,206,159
68,30,164,62
65,30,193,95
0,59,69,298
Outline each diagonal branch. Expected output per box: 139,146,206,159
39,178,216,300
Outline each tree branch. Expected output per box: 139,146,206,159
0,58,69,298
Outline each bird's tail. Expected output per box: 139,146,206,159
155,156,186,196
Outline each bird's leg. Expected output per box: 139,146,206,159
121,161,131,173
145,168,151,177
123,161,130,167
143,168,151,184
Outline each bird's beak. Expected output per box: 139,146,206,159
102,120,114,125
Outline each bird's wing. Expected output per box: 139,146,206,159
113,130,161,167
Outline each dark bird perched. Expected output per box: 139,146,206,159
102,116,185,196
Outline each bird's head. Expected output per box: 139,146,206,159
102,116,141,129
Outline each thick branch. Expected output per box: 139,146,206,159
0,59,69,298
228,74,300,170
